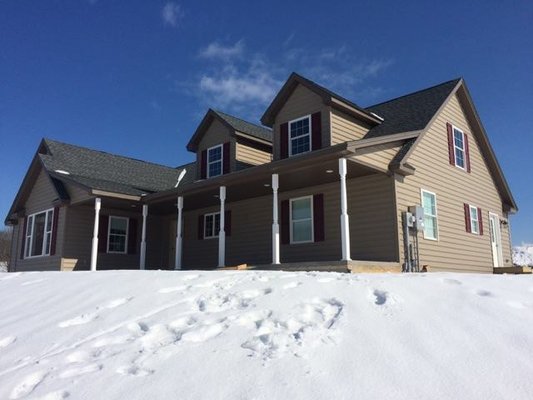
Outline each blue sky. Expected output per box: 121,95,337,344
0,0,532,244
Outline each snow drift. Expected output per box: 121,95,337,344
0,270,532,400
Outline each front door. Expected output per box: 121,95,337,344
489,213,503,268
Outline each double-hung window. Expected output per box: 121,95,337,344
469,205,480,235
421,190,438,240
289,116,311,156
24,209,54,258
204,212,220,239
453,127,466,169
108,216,128,253
290,196,313,243
207,145,223,178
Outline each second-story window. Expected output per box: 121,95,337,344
453,127,465,169
207,145,223,178
289,115,311,156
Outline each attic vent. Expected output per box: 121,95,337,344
370,112,384,121
55,170,70,175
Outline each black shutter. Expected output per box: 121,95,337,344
311,112,322,151
447,123,455,165
98,215,108,252
128,218,137,254
223,142,231,174
198,215,204,240
478,208,483,235
464,204,471,233
280,122,289,159
225,210,232,236
313,194,325,242
464,134,471,173
281,200,290,244
200,150,207,179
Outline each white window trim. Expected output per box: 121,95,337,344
24,208,54,259
207,144,223,178
420,189,438,241
288,115,312,157
107,216,129,254
289,195,314,244
204,212,220,239
469,204,480,235
452,125,466,171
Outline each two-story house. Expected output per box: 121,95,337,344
5,73,517,273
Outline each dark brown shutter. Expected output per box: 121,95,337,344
464,134,471,173
313,194,325,242
20,216,28,259
311,112,322,151
200,149,207,179
478,207,483,235
464,204,471,233
225,210,231,236
447,122,455,165
98,215,108,252
280,122,289,159
198,214,204,240
50,207,59,255
223,142,231,174
281,200,290,244
128,218,137,254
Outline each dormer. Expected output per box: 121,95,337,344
187,109,272,180
261,73,384,161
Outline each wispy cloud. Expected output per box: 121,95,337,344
199,40,245,60
161,2,184,27
185,40,392,120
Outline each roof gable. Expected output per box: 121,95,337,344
187,109,272,152
261,72,382,127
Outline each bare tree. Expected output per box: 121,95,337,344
0,227,12,272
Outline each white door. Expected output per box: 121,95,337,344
489,213,503,268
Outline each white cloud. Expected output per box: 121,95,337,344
199,40,245,60
161,2,184,27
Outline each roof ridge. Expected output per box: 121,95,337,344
367,78,462,109
212,109,272,132
43,138,183,171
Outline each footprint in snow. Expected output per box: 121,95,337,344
58,313,98,328
116,365,153,377
105,297,133,308
0,336,16,349
180,321,227,343
36,390,70,400
373,290,388,305
443,278,462,285
9,370,47,399
476,289,493,297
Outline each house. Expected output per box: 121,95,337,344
4,73,517,273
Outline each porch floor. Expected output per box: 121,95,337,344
219,260,402,274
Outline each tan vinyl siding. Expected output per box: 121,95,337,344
180,173,397,269
197,119,235,178
395,93,512,273
353,144,402,172
273,84,330,160
330,108,371,144
62,205,145,270
235,141,272,166
14,169,65,271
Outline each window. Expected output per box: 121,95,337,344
289,116,311,156
469,205,480,235
453,127,465,169
290,196,313,243
108,216,128,253
207,145,223,178
421,190,438,240
24,209,54,258
204,212,220,239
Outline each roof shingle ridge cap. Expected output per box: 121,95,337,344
212,109,272,132
366,77,462,109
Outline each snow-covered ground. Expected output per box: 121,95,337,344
0,270,532,400
513,244,533,266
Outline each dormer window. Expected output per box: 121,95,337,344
289,115,311,156
207,145,223,178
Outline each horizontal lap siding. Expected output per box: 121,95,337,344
354,144,401,172
64,182,92,204
180,174,396,268
14,169,64,271
395,93,512,273
235,142,272,166
330,108,370,143
273,85,329,160
197,119,235,177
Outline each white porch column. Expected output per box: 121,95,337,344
339,158,351,261
90,197,101,271
272,174,280,264
140,204,148,270
218,186,226,267
175,196,183,270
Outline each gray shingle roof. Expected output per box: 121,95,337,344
364,78,461,138
40,139,195,196
213,110,272,143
